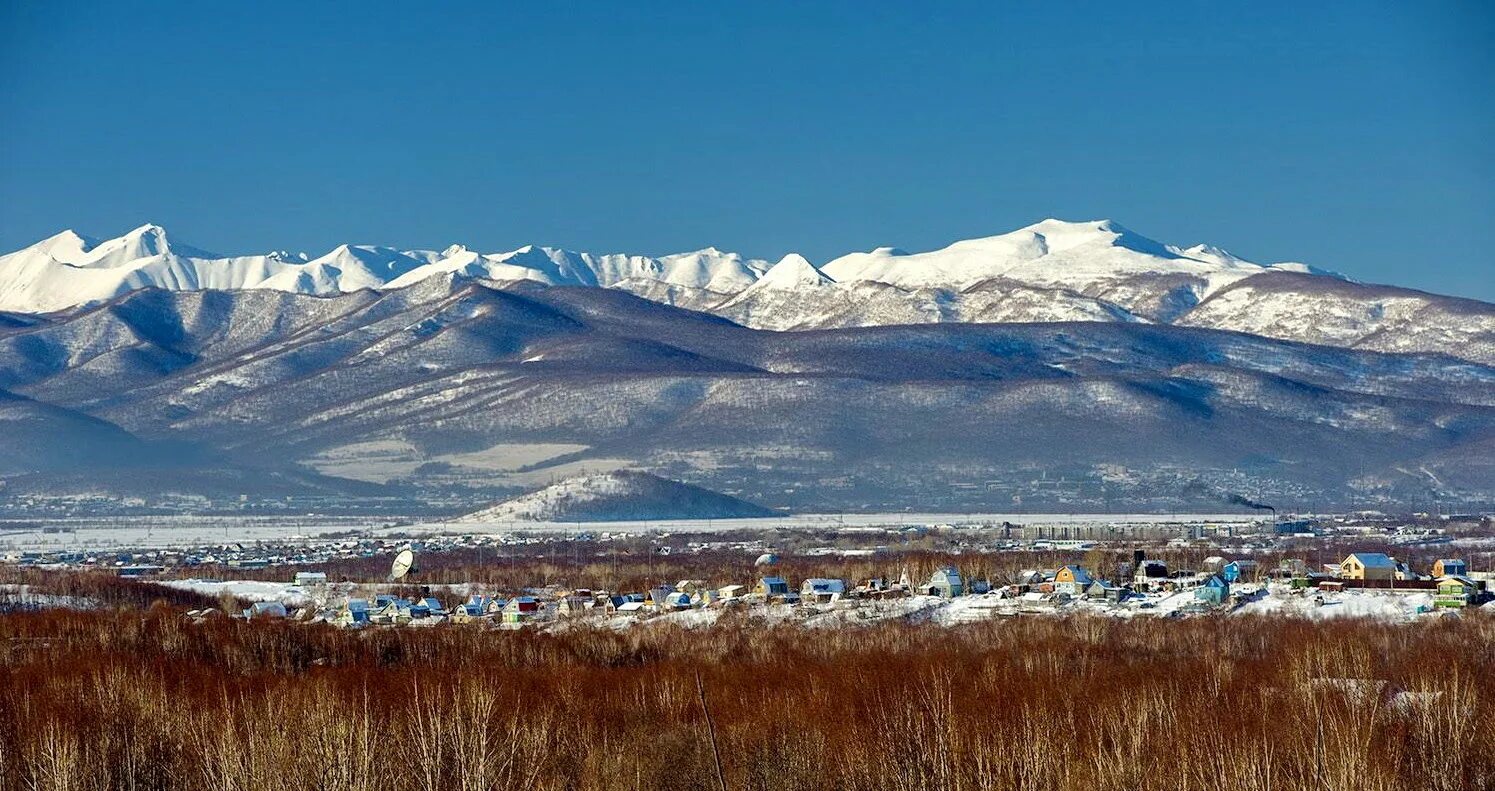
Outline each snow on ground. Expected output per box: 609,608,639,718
1234,588,1436,621
155,579,315,607
0,512,1261,551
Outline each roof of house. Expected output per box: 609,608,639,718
931,567,961,579
1059,565,1094,583
1345,553,1397,568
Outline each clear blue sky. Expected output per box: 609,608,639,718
2,2,1491,299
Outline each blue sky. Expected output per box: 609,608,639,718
2,2,1491,298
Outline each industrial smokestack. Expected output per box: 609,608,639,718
1224,493,1276,514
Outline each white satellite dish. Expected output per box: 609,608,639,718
390,549,416,581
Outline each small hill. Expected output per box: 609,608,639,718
461,471,776,522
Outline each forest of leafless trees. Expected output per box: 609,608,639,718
1,604,1492,791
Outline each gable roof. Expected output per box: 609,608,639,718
1345,553,1396,568
1058,565,1094,583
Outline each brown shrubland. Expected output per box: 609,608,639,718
1,608,1492,790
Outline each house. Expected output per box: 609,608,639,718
334,600,370,627
968,578,993,595
649,586,677,610
293,571,329,586
1432,559,1468,578
415,597,446,617
557,595,596,617
243,601,288,619
718,584,747,601
1132,560,1168,590
925,567,964,598
501,596,541,623
1085,580,1126,602
1054,565,1093,596
1340,553,1397,581
662,591,693,610
1434,576,1479,609
1194,575,1231,605
675,579,709,595
800,578,848,604
1221,560,1257,584
1202,556,1228,573
755,577,791,599
1394,562,1425,582
1014,569,1047,587
370,598,413,625
451,597,496,624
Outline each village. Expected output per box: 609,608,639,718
167,546,1491,629
4,512,1492,626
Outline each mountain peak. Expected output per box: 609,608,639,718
121,223,171,253
22,229,98,263
751,253,833,290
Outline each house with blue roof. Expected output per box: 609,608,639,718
1194,575,1231,605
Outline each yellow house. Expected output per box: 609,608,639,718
1054,565,1093,595
1432,559,1468,578
1340,553,1396,581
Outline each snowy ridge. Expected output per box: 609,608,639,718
1,218,1489,363
0,218,1308,314
461,471,775,522
0,224,772,313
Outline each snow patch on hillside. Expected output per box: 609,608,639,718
461,471,775,522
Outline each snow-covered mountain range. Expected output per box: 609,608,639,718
4,219,1490,363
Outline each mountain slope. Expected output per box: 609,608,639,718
460,471,776,522
0,281,1490,509
1178,271,1495,364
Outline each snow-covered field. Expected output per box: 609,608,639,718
0,513,1259,551
154,579,320,608
0,515,386,552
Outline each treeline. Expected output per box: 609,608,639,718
0,566,225,611
0,609,1491,790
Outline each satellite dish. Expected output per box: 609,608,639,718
390,549,416,581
